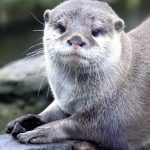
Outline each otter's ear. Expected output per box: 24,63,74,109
114,18,125,32
43,9,51,22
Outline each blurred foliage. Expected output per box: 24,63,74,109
0,0,63,24
0,0,149,25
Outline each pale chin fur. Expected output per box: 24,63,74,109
44,24,122,71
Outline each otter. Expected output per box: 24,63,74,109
6,0,150,149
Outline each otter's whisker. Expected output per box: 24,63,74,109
31,12,44,26
37,71,46,96
27,49,43,56
23,43,43,54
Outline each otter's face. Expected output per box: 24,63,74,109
43,0,124,69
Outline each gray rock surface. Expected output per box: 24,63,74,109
0,134,72,150
0,55,47,94
0,134,97,150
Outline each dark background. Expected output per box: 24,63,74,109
0,0,149,133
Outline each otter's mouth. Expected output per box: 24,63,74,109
63,53,87,60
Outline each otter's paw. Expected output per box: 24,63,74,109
6,114,45,135
17,129,49,144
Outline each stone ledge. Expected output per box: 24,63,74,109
0,134,71,150
0,134,98,150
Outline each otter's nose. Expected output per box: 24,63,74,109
67,36,86,47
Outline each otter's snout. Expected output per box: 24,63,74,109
67,36,86,48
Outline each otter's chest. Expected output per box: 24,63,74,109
49,73,91,114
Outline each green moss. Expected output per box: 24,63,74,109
0,95,48,134
0,103,24,134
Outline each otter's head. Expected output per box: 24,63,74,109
43,0,124,70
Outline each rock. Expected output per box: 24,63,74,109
0,134,72,150
0,134,98,150
0,55,48,95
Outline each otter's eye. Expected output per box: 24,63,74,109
92,28,106,37
56,24,66,34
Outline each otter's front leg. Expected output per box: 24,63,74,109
17,118,78,144
6,100,68,136
17,112,128,150
39,100,69,123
